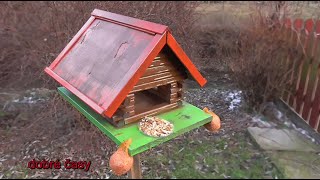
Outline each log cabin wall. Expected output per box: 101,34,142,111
130,53,187,93
111,49,188,127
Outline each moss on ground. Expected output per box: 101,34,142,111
142,132,284,179
0,110,8,117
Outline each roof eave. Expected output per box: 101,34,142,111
166,32,207,87
103,32,168,118
104,31,207,118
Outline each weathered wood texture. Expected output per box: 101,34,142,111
110,50,186,127
58,86,212,156
128,154,142,179
125,103,179,124
131,52,187,93
281,18,320,132
45,10,208,120
53,19,156,107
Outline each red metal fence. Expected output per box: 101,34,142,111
281,18,320,132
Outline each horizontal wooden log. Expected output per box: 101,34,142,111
177,81,184,98
124,102,179,124
124,110,135,118
131,75,186,93
112,115,123,122
123,94,135,106
148,58,186,70
153,53,166,61
171,82,178,88
170,97,181,104
170,93,179,98
119,105,135,112
112,107,124,118
148,61,181,70
136,71,182,85
170,87,181,93
126,93,134,98
149,59,167,67
110,110,126,127
123,99,134,106
143,66,177,77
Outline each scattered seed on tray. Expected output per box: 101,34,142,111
139,116,174,137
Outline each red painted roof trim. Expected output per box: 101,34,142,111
104,31,207,117
103,33,167,118
91,9,168,35
45,10,207,118
166,32,207,87
44,67,105,114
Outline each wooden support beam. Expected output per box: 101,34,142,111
128,154,142,179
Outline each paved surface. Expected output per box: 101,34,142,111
268,151,320,179
248,127,320,179
248,127,320,152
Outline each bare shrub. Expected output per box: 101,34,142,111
0,1,200,89
192,6,246,70
197,12,243,59
194,1,302,111
228,8,299,111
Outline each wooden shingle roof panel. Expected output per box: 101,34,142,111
45,9,207,118
53,19,157,107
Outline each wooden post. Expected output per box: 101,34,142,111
128,154,142,179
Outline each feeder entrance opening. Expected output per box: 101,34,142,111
134,85,170,114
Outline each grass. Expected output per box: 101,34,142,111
0,110,7,117
142,131,284,179
0,164,33,179
195,2,320,19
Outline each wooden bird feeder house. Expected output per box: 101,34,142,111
45,9,220,178
45,9,207,128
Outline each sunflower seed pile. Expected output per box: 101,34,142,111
139,116,174,137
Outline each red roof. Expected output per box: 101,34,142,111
45,9,207,118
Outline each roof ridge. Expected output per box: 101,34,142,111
92,9,168,35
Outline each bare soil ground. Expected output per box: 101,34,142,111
0,70,283,179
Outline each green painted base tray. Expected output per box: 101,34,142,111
58,87,212,156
